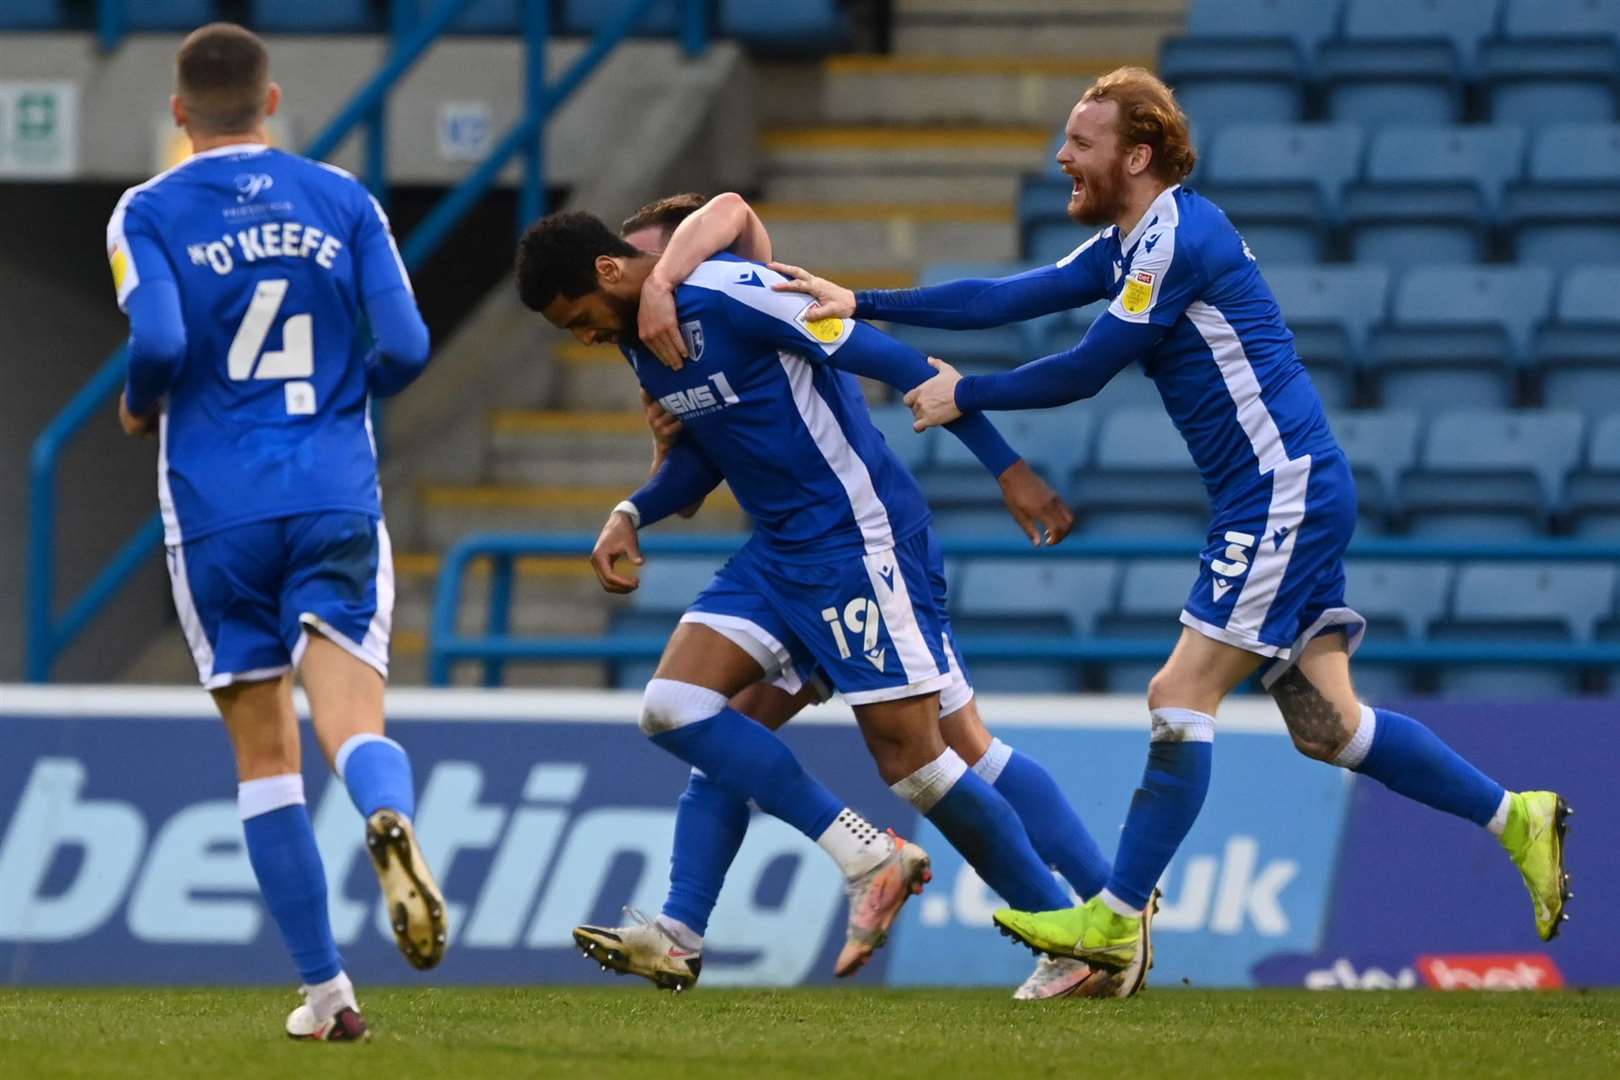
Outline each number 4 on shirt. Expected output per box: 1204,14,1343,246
228,277,317,414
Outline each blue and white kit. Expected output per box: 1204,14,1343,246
623,255,1008,706
857,186,1365,685
108,144,429,687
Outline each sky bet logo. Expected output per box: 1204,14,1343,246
0,757,843,986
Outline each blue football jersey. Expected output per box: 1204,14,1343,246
1049,186,1339,512
623,254,933,563
107,143,413,543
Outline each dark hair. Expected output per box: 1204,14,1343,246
176,23,270,135
515,210,640,312
620,193,708,239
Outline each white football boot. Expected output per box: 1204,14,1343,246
573,908,703,993
1013,955,1096,1000
834,830,932,977
285,972,369,1042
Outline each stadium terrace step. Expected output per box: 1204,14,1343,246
815,55,1144,127
749,200,1018,270
414,484,745,550
489,410,660,487
766,171,1022,206
760,126,1052,173
552,342,645,411
893,0,1184,59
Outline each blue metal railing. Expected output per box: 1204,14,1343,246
427,533,1620,686
30,0,700,681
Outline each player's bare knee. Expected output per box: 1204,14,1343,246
1269,668,1354,762
639,678,726,737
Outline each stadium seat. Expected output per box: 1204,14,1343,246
1366,265,1553,410
1096,559,1191,691
1566,413,1620,536
123,0,217,29
0,0,63,28
1071,409,1206,536
1345,126,1525,267
1327,410,1421,525
248,1,377,31
719,0,847,52
1532,266,1620,414
1401,410,1584,537
627,556,729,615
1318,0,1496,127
1431,562,1618,696
1343,558,1454,698
918,410,1093,510
1183,0,1344,57
1501,0,1620,45
892,261,1054,366
1508,124,1620,265
1159,37,1305,135
948,560,1118,693
1026,221,1094,265
1482,39,1620,126
561,0,681,36
1267,266,1391,406
1200,124,1365,263
867,403,940,472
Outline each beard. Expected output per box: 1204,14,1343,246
1066,155,1128,227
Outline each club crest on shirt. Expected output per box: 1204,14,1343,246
680,319,705,363
1121,268,1156,315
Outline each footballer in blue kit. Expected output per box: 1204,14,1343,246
107,24,446,1039
651,68,1571,993
517,209,1122,986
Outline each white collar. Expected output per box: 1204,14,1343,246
185,142,272,163
1120,184,1180,253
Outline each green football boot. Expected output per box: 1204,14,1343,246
1498,790,1572,942
994,895,1142,974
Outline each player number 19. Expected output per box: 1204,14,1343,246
820,598,882,661
228,278,317,415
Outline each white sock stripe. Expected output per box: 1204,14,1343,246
640,678,728,735
238,773,305,820
1333,705,1377,769
1099,887,1143,919
890,747,968,814
972,738,1014,786
333,733,403,779
1487,790,1512,837
1150,707,1215,744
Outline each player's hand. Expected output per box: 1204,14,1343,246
118,392,157,437
641,389,684,454
767,262,856,321
997,459,1074,547
590,510,644,594
903,358,964,430
639,275,687,371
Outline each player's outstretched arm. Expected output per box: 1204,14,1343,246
772,253,1105,332
639,193,773,370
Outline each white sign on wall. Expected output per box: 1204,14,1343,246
437,101,493,162
0,81,77,177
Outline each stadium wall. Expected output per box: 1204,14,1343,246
2,688,1609,991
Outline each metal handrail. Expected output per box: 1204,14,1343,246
427,532,1620,686
30,0,696,680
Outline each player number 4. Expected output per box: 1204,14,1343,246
227,278,317,415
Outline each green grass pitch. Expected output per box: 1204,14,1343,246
3,987,1617,1078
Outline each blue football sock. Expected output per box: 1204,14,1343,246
239,775,343,985
896,749,1072,911
645,681,842,840
335,733,416,819
662,768,751,937
977,740,1111,900
1103,709,1215,914
1339,706,1507,828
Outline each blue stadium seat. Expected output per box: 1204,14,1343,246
1319,0,1497,126
1431,562,1618,696
1183,0,1344,57
1501,0,1620,45
1345,125,1525,266
0,0,63,28
627,556,729,614
124,0,217,29
918,411,1093,510
1268,266,1390,405
561,0,681,36
1327,410,1421,526
1566,413,1620,536
1160,37,1305,134
250,1,378,32
1096,559,1190,691
867,403,940,472
1508,124,1620,265
1367,265,1553,410
719,0,846,51
1533,266,1620,414
1071,409,1206,536
1482,39,1620,126
949,560,1118,693
1401,410,1584,537
1027,221,1094,264
892,261,1053,366
1343,558,1453,698
1201,124,1365,263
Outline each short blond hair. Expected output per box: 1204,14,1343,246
1081,66,1197,183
